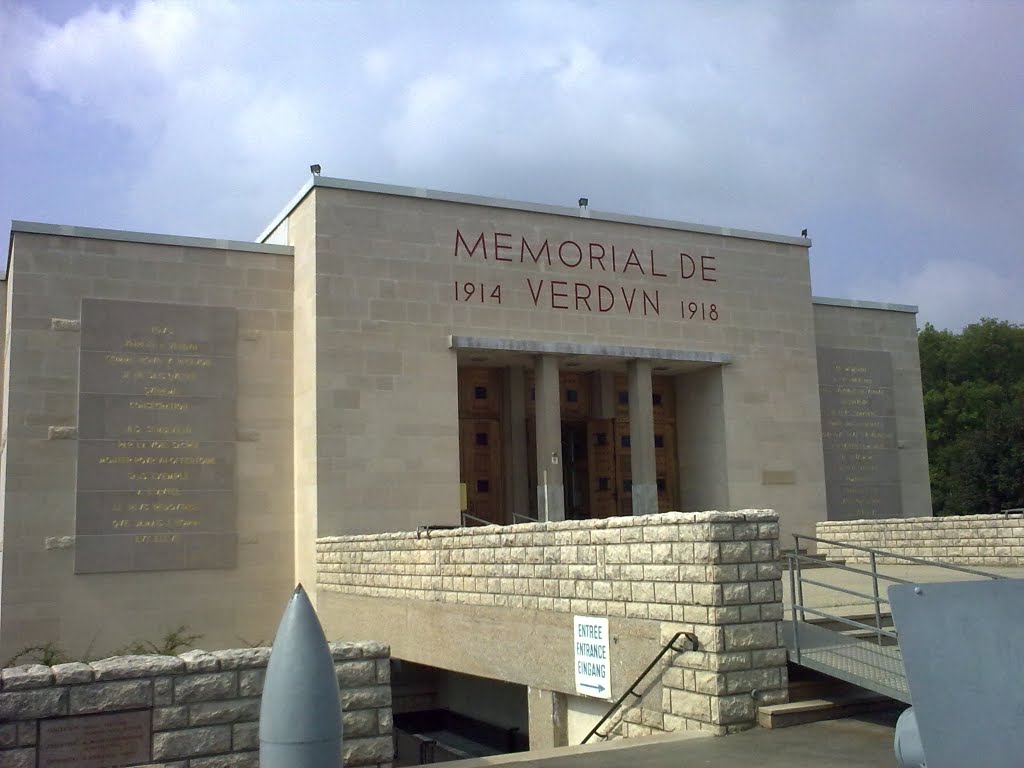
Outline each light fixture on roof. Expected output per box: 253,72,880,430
578,197,590,219
310,164,322,176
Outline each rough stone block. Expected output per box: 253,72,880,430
668,689,710,721
210,648,269,670
0,724,16,747
725,667,781,694
0,689,67,720
153,705,189,730
340,686,391,711
343,709,379,738
710,693,756,725
723,623,779,651
70,680,152,714
722,584,750,605
152,726,232,760
343,735,393,766
237,670,264,697
51,662,94,685
378,707,394,735
154,677,174,707
174,673,236,703
190,754,259,768
336,660,377,688
91,655,185,680
189,699,260,726
232,721,259,750
179,650,221,673
1,665,52,691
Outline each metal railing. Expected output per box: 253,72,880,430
458,511,540,527
581,631,698,744
460,511,492,527
788,533,1006,663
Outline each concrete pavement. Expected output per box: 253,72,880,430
435,714,900,768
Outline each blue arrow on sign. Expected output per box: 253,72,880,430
580,682,607,693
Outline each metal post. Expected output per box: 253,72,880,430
788,553,801,664
870,550,884,646
794,535,806,622
259,584,343,767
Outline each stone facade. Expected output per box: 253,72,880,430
318,510,788,736
0,226,295,660
300,182,829,543
812,300,932,519
817,514,1024,566
0,641,392,767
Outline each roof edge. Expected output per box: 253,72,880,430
256,177,315,243
9,221,294,256
260,175,812,248
812,295,918,314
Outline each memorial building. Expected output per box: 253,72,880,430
0,176,930,731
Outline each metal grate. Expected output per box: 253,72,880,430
783,621,910,703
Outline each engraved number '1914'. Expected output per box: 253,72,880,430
454,282,502,304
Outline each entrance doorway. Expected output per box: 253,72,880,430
561,422,588,520
457,365,680,524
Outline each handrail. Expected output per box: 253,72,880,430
512,512,539,524
581,631,698,744
790,551,914,584
460,511,492,527
788,533,1007,659
794,533,1008,580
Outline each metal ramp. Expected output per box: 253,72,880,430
784,534,1006,705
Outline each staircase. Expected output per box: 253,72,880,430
777,534,1006,722
758,665,902,729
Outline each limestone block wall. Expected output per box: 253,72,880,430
305,182,827,541
0,641,392,767
817,515,1024,566
318,510,787,736
812,301,931,519
0,225,295,660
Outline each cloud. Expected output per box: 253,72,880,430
0,0,1021,330
856,259,1023,331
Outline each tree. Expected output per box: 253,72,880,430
919,319,1024,515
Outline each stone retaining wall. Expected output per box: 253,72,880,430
318,510,788,736
817,514,1024,566
0,642,392,768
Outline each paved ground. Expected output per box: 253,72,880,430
437,714,901,768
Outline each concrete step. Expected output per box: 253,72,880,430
804,613,894,634
758,690,903,729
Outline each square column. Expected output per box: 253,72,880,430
628,359,657,515
534,355,564,521
503,365,531,521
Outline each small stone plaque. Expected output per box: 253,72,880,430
76,299,237,573
39,709,151,768
818,347,903,520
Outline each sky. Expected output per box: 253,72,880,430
1,0,1021,331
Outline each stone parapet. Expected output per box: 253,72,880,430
317,510,787,736
816,514,1024,566
0,641,392,767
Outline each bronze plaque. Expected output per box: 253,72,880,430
76,299,237,573
818,347,902,520
39,710,151,768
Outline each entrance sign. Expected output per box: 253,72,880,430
574,615,611,699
